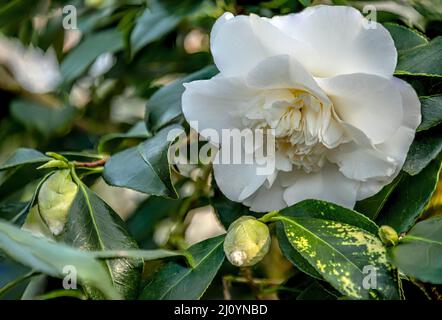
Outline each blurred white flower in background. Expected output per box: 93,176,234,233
0,36,61,93
184,206,226,245
110,87,146,124
89,52,116,78
182,5,421,212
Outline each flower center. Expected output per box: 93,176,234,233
242,89,340,174
273,90,329,173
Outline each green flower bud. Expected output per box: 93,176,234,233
378,225,399,247
38,170,78,236
223,216,271,267
37,159,69,170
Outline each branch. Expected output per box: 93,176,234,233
73,157,108,168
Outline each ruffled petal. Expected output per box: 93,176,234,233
317,73,403,144
210,13,314,77
269,5,397,77
283,164,359,208
182,76,259,143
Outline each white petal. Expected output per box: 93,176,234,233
182,76,258,143
353,78,420,199
246,55,331,105
392,77,421,130
357,180,387,201
210,13,313,77
327,143,396,181
377,126,415,167
243,176,287,212
270,5,397,77
283,164,359,209
317,73,403,144
213,148,267,203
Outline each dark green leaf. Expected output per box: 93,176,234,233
276,223,322,279
410,0,442,21
130,8,181,57
0,148,50,171
0,256,31,299
211,190,259,228
130,0,203,56
388,216,442,284
127,196,183,248
61,29,124,82
384,23,428,52
10,99,77,138
418,95,442,131
276,200,379,281
377,154,442,233
0,0,39,29
296,281,339,300
281,200,379,235
98,121,151,154
355,174,404,220
0,219,120,299
9,172,54,226
62,182,142,300
403,128,442,175
0,165,50,201
146,65,218,131
103,124,182,198
139,235,225,300
396,37,442,77
93,249,194,267
0,202,28,221
277,215,398,299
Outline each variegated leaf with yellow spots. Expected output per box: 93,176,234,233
276,215,399,300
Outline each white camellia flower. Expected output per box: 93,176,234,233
182,5,421,212
0,36,61,93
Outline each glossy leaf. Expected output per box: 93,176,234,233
62,181,142,300
146,65,218,131
418,95,442,132
9,172,54,226
277,215,398,300
139,235,225,300
211,190,259,228
354,174,404,220
276,222,322,280
388,216,442,284
130,8,181,57
384,23,428,52
130,0,203,57
0,148,50,171
277,200,379,281
410,0,442,21
296,281,339,300
127,196,183,248
93,249,194,267
0,219,120,299
103,124,182,198
0,256,32,299
98,121,151,154
10,99,77,138
377,154,442,233
0,164,50,201
396,37,442,77
61,29,124,82
280,200,379,235
403,128,442,176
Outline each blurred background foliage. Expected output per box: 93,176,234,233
1,0,442,300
